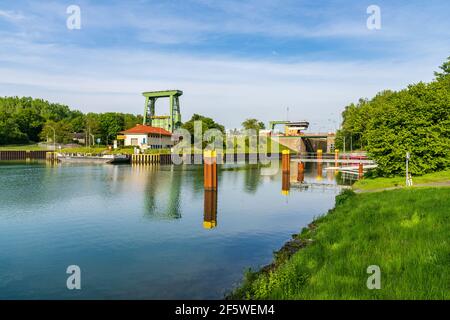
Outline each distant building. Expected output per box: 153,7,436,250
72,132,86,144
120,124,174,149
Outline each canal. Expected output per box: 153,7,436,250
0,161,347,299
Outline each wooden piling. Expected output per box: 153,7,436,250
281,150,290,174
358,162,364,179
204,150,217,191
334,149,339,167
317,149,323,161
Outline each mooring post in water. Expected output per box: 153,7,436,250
282,150,290,174
204,150,217,191
317,149,322,162
334,149,339,167
203,190,217,229
358,162,364,179
297,161,304,183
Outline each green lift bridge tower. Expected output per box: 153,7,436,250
142,90,183,133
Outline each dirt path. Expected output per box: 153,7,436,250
354,181,450,193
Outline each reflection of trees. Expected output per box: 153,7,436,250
143,166,183,220
244,165,261,194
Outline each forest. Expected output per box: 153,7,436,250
0,96,143,145
336,57,450,176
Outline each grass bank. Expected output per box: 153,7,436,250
353,170,450,191
231,186,450,299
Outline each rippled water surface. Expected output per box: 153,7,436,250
0,161,343,299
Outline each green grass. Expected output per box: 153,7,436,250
353,170,450,191
231,187,450,299
0,144,48,151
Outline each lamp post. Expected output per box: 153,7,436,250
406,152,410,186
48,126,56,151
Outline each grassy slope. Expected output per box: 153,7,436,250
0,144,48,151
353,170,450,191
233,187,450,299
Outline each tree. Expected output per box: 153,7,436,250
182,114,225,145
99,113,125,145
242,118,265,133
39,120,74,144
335,57,450,176
434,56,450,81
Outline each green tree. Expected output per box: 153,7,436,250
335,57,450,176
182,114,225,145
434,56,450,81
242,118,265,133
99,113,125,145
39,120,74,144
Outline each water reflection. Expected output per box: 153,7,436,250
203,190,218,229
281,172,290,195
132,164,183,220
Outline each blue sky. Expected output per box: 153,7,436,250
0,0,449,130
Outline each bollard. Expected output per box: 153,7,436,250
297,161,305,183
317,149,323,162
358,162,364,179
282,150,290,174
204,150,217,191
282,172,290,195
203,190,217,229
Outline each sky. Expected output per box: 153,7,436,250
0,0,449,131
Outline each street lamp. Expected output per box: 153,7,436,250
48,126,56,151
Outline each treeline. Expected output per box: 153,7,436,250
0,97,142,145
336,57,450,176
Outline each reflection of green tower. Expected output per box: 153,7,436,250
142,90,182,133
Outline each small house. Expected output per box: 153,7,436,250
120,124,173,149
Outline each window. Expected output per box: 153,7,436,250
131,138,138,146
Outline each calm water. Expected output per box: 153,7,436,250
0,161,344,299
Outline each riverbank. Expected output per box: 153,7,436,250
230,173,450,299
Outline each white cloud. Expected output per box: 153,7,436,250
0,10,25,21
0,40,445,130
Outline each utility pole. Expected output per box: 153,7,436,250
406,152,411,186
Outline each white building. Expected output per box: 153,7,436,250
120,124,173,149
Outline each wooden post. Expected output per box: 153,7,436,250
204,150,217,191
297,161,304,183
358,162,364,179
334,149,339,167
282,150,290,174
317,149,322,162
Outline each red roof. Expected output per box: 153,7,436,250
121,124,172,136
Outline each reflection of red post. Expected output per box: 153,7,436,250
297,161,304,182
358,162,364,179
203,190,217,229
282,172,290,195
282,150,290,174
204,150,217,190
